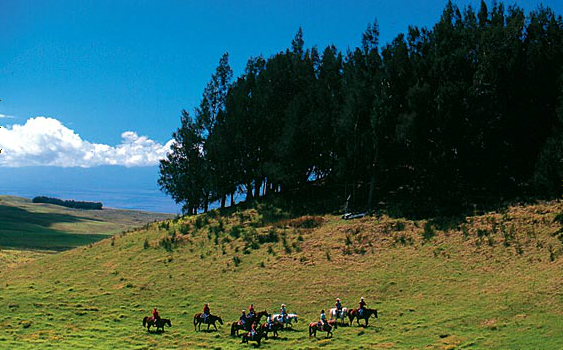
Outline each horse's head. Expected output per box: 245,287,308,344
217,316,223,325
372,309,378,318
166,319,172,326
260,310,269,317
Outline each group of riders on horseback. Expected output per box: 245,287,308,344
235,303,289,342
143,296,377,342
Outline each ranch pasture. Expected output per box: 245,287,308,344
1,200,563,349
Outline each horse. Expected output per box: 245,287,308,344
260,320,284,339
241,328,264,346
230,310,270,336
348,307,378,326
272,313,298,327
142,316,171,332
193,313,223,331
329,307,348,325
308,321,333,338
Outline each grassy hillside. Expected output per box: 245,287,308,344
0,195,173,251
1,200,563,349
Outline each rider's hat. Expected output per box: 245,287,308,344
281,303,285,307
242,310,246,313
336,298,340,301
360,297,364,300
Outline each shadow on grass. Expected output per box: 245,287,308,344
0,204,108,251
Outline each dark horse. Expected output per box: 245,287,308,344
230,310,270,336
348,308,378,326
309,321,334,338
260,320,284,339
193,313,223,331
142,317,171,332
241,328,265,346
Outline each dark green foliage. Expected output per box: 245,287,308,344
143,238,150,249
232,256,241,267
257,228,279,244
160,3,563,217
229,225,242,239
32,196,102,210
422,223,436,242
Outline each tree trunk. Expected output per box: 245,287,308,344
230,192,235,207
203,195,209,213
246,183,254,202
254,179,261,199
221,195,226,208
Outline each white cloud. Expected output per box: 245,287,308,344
0,113,15,119
0,117,174,167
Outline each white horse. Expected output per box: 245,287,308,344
329,307,348,324
272,313,298,327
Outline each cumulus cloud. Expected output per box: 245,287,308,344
0,117,174,167
0,113,15,119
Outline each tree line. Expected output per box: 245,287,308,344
159,1,563,216
32,196,103,210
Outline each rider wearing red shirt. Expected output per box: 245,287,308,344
152,307,160,320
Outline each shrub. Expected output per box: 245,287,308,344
143,238,150,249
477,228,489,238
257,228,279,244
232,256,241,267
283,237,292,254
178,223,190,235
421,222,435,241
229,225,243,239
267,245,276,255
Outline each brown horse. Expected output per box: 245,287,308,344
230,310,270,336
241,328,264,346
348,307,378,326
142,316,171,332
193,313,223,331
309,321,333,338
260,320,284,339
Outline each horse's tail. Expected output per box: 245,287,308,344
308,324,312,336
231,322,236,336
143,316,148,327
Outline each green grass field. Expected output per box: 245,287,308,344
1,199,563,349
0,195,173,251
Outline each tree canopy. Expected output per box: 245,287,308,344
160,2,563,217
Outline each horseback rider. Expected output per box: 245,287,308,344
358,297,367,316
318,309,327,328
152,307,160,323
280,303,288,324
335,298,342,318
248,303,255,317
250,321,258,340
239,310,247,326
203,303,210,323
267,314,274,330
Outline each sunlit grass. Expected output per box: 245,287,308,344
1,200,562,349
